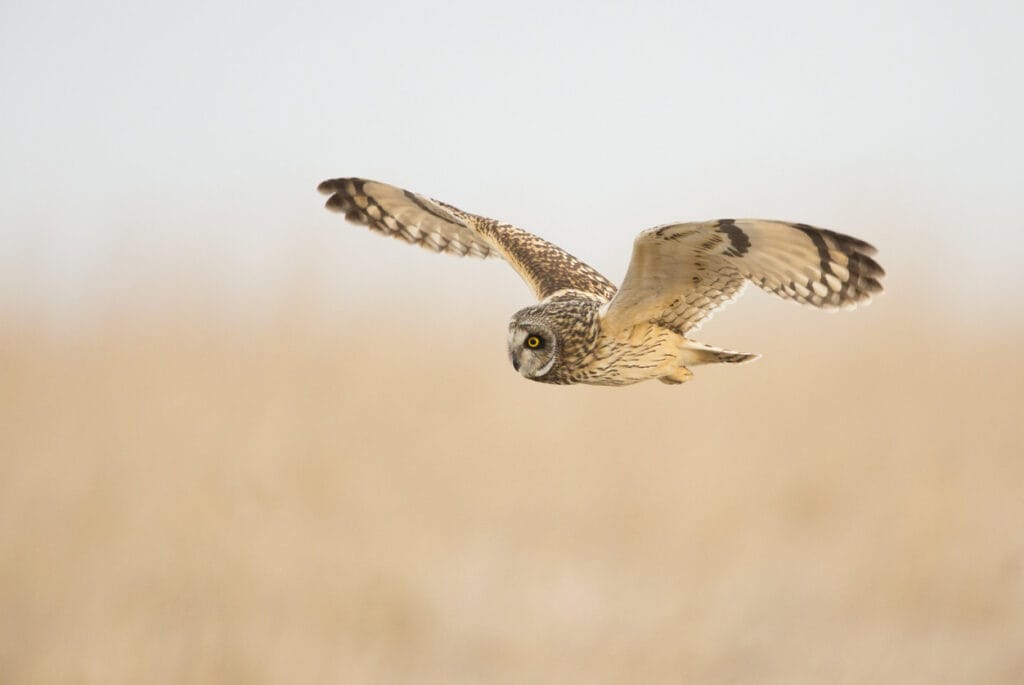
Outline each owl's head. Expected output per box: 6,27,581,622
507,315,559,382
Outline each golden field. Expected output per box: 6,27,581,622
1,296,1022,684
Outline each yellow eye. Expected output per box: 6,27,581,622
526,335,541,349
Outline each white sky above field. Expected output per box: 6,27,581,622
1,0,1022,324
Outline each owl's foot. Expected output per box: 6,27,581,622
658,366,694,385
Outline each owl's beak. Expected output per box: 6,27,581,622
511,355,521,372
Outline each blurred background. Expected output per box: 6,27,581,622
2,1,1023,682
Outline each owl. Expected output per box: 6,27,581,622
318,178,884,386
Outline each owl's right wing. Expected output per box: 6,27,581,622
318,178,617,302
601,219,885,335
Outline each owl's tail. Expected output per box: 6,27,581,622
680,342,760,366
660,342,759,384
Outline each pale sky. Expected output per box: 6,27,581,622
2,0,1022,323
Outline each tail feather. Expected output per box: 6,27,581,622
681,342,760,366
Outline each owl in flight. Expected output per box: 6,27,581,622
318,178,884,386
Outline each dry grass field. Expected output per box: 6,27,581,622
1,298,1022,683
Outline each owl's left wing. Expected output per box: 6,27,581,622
602,219,885,335
318,178,616,301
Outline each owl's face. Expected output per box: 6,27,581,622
507,319,558,381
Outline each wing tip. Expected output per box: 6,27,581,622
322,192,370,226
318,176,370,197
317,177,345,195
322,192,347,212
319,178,370,222
319,178,348,214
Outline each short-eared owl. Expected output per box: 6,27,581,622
318,178,884,386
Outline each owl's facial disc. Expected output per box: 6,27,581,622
508,322,557,380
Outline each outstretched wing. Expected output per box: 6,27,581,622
318,178,616,301
602,219,885,335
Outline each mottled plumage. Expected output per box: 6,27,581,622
318,177,885,386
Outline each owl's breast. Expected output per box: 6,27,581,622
566,324,682,386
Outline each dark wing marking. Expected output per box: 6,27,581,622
318,177,616,301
